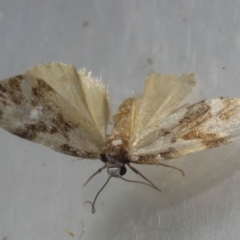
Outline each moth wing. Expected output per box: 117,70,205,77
131,73,196,143
129,98,240,163
0,63,110,158
78,69,110,141
26,62,110,142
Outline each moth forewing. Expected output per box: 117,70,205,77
26,63,88,114
0,63,109,158
27,63,110,143
129,97,240,162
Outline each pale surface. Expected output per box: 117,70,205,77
1,1,240,240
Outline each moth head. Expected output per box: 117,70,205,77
107,165,127,177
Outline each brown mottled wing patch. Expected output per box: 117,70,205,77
129,98,240,163
0,63,110,158
26,63,110,142
130,73,196,144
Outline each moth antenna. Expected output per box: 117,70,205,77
83,165,107,187
120,177,161,192
157,162,185,176
84,176,111,213
127,164,161,192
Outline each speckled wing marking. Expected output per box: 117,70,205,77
129,98,240,163
0,63,110,158
130,73,196,144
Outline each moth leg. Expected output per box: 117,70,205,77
157,162,185,176
127,163,161,192
130,161,185,176
120,176,160,191
83,165,107,187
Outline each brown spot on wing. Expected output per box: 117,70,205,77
52,113,73,132
8,76,24,104
0,92,7,99
32,80,52,98
181,130,218,141
30,77,71,126
36,78,54,92
51,113,79,140
170,137,177,143
132,154,159,164
11,121,51,140
202,137,230,149
181,130,230,149
30,121,50,133
217,98,240,121
157,129,171,137
0,99,8,106
8,76,22,91
9,93,23,105
58,144,95,158
180,125,230,150
12,127,37,141
218,108,236,121
0,77,24,105
16,74,24,80
165,101,212,144
178,100,212,129
59,144,81,157
160,148,180,160
11,120,63,141
0,83,7,93
30,98,39,106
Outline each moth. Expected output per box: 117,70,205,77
1,62,240,213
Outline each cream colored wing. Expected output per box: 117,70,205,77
131,73,196,144
0,63,110,158
78,69,110,141
26,62,109,142
129,98,240,163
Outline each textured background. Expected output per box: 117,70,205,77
1,1,240,239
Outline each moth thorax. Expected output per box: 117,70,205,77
102,136,129,165
107,136,127,158
102,142,128,177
